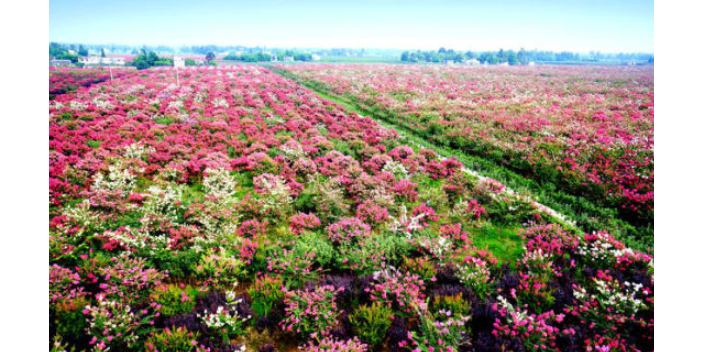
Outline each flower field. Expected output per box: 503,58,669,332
49,66,654,352
50,68,135,99
276,65,654,249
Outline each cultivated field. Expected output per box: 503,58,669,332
277,65,654,250
49,66,654,352
50,67,135,99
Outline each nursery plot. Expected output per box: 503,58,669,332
49,66,653,352
50,67,135,99
277,64,654,249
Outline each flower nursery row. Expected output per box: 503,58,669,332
276,65,654,244
50,67,136,99
49,65,653,352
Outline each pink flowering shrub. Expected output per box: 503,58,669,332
49,265,87,305
267,248,318,286
83,294,159,351
493,296,565,352
326,217,371,246
98,255,166,304
367,267,427,314
392,179,419,202
280,285,344,338
300,337,368,352
290,212,322,235
412,204,439,227
356,201,390,227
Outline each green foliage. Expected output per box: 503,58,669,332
152,284,200,316
154,117,175,125
349,303,394,346
53,297,90,344
403,257,438,283
431,293,472,318
145,327,200,352
131,50,173,70
294,232,335,267
86,139,102,149
148,248,201,278
248,275,285,317
195,252,245,288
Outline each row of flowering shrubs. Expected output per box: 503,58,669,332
49,65,653,352
278,64,654,246
50,67,135,99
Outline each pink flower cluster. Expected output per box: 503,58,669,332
326,217,371,245
280,285,344,338
300,336,368,352
289,213,322,235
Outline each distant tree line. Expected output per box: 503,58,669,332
400,48,654,65
49,42,91,63
130,50,174,70
223,50,313,62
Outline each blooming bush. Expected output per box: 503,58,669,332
280,285,343,338
368,266,427,314
198,288,251,341
145,326,200,352
299,337,368,352
83,294,157,351
326,217,371,246
289,212,322,235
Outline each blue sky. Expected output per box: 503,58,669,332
49,0,654,52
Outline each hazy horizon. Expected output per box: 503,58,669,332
50,0,654,53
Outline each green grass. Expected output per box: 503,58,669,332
469,224,524,264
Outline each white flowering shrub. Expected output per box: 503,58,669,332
198,285,250,340
382,160,409,180
389,205,425,239
203,168,239,199
143,184,184,221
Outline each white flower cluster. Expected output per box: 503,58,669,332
382,160,409,180
193,91,208,103
576,232,635,263
259,175,293,208
69,100,88,111
124,143,154,159
416,235,452,259
92,97,113,109
92,161,138,192
167,99,184,109
390,205,425,239
198,285,251,333
62,200,99,230
84,295,141,349
450,200,469,217
497,295,529,324
212,97,230,108
143,184,184,220
456,258,492,288
573,279,646,316
203,168,239,200
280,145,306,162
102,228,173,256
51,101,64,110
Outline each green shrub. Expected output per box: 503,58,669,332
349,302,394,346
248,275,285,317
294,232,335,267
145,327,200,352
151,284,200,316
54,297,89,344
